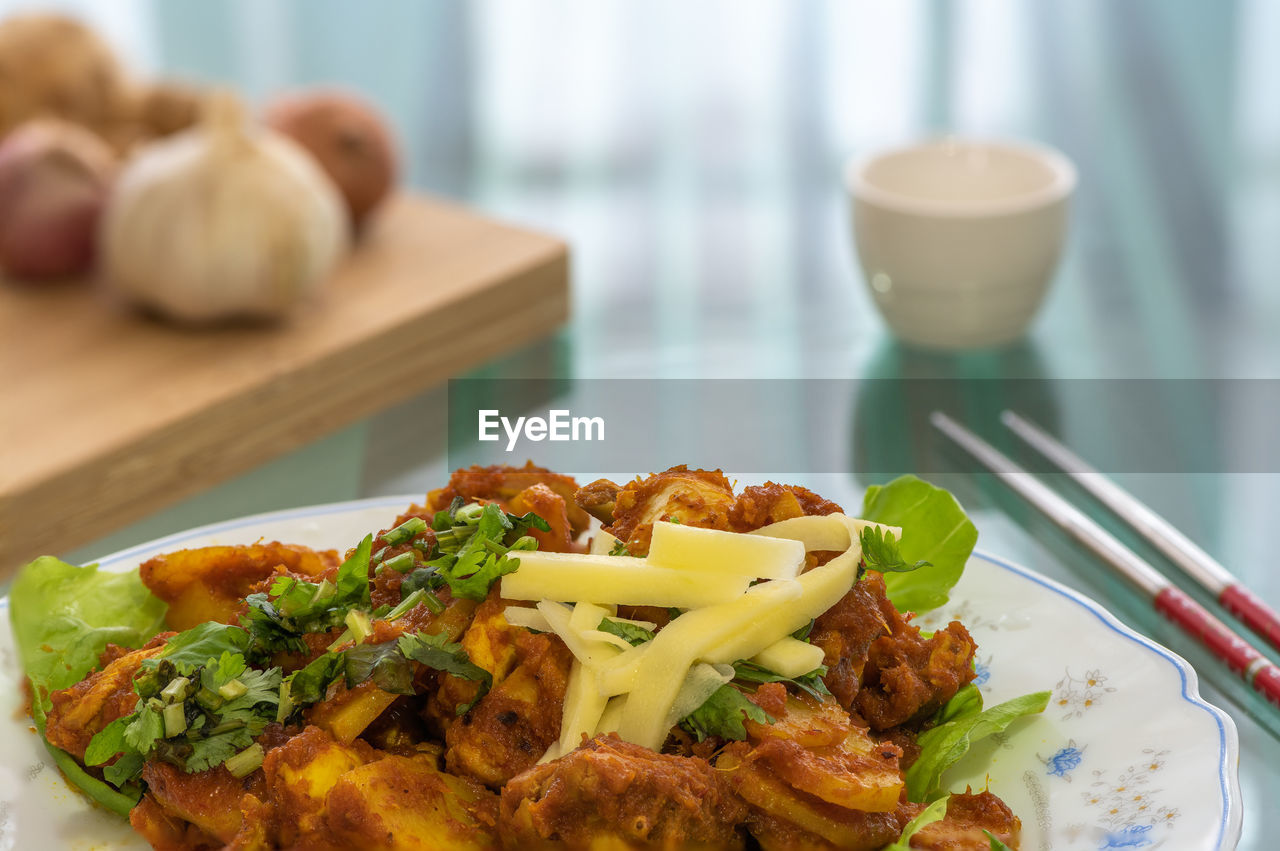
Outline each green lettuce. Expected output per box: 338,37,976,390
884,796,948,850
985,831,1014,850
860,475,978,613
11,557,167,725
9,556,168,816
904,688,1051,802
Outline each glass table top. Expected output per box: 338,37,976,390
18,1,1280,847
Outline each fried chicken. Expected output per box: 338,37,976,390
427,462,591,539
45,632,171,760
139,543,339,631
579,466,738,556
810,572,977,731
500,734,747,850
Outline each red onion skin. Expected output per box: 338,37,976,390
0,121,113,280
264,90,397,231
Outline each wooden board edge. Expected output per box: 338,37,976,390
0,246,569,575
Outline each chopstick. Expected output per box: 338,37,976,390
1001,409,1280,657
930,411,1280,708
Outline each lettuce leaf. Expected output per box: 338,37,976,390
884,796,948,850
10,556,167,726
9,556,167,817
985,831,1014,851
860,475,978,613
905,689,1051,802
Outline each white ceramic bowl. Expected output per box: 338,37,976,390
847,138,1076,349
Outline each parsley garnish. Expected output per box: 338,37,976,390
859,526,932,573
608,539,632,556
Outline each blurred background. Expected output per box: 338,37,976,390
11,0,1276,382
1,1,1278,844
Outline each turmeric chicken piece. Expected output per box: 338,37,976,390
44,633,170,760
445,625,574,788
579,472,843,554
810,571,978,731
426,591,529,729
855,618,977,732
500,734,747,850
811,572,897,710
729,483,844,532
581,466,738,556
257,725,376,849
326,753,500,850
140,542,339,631
508,481,580,553
909,791,1020,849
129,794,223,851
427,462,591,539
137,761,263,846
222,725,499,850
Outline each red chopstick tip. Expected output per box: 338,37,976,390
1155,587,1263,677
1251,664,1280,710
1219,585,1280,654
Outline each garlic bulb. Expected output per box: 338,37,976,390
102,92,348,322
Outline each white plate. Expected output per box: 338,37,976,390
0,497,1242,851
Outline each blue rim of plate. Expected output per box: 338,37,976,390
7,497,1244,851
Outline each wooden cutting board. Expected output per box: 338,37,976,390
0,193,569,575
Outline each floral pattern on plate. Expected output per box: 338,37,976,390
917,552,1239,851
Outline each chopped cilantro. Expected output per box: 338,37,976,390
399,631,492,714
730,660,831,702
679,683,772,742
381,516,428,547
145,623,250,674
284,652,345,708
419,502,548,602
597,618,655,647
242,536,374,654
85,650,281,785
345,641,415,695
